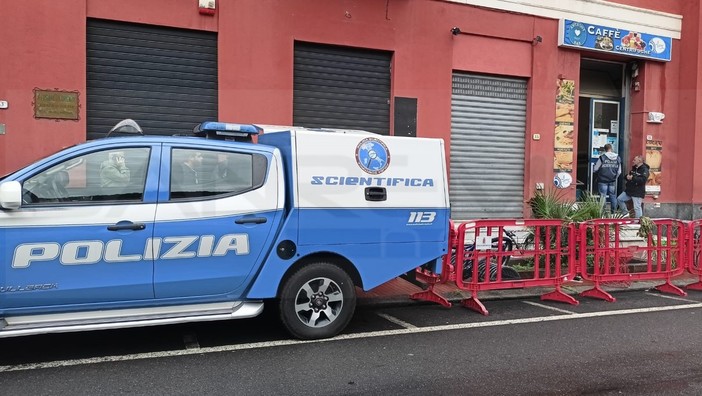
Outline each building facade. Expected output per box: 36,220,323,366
1,0,701,220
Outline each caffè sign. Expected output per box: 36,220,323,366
33,88,80,120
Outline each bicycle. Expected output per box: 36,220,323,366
451,229,522,282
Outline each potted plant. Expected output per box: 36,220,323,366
520,189,629,279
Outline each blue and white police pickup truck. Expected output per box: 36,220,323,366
0,121,449,340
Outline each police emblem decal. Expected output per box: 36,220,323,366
355,138,390,174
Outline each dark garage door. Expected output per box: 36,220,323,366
86,19,218,139
293,42,391,135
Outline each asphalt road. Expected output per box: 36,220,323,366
2,290,702,395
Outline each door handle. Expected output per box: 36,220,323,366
235,217,267,225
107,222,146,231
365,187,387,202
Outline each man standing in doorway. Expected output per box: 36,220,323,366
617,155,650,218
593,143,621,213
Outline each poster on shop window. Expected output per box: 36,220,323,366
645,140,662,195
553,79,575,173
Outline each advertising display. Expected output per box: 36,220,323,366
559,19,672,62
646,140,662,195
553,79,575,173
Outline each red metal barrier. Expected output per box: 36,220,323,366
685,220,702,290
411,220,456,307
454,219,579,315
441,220,459,283
411,217,699,313
578,218,686,302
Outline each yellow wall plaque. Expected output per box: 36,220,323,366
33,89,80,120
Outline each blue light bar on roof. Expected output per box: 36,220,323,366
193,121,261,137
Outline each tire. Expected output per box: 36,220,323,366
459,235,515,281
501,266,521,280
278,262,356,340
464,258,496,281
464,259,521,281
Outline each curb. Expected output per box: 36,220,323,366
357,275,700,308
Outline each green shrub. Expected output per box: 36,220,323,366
528,189,627,222
519,189,629,272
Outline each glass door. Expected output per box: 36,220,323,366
588,99,621,194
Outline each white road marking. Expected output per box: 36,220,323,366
377,313,417,329
3,302,702,373
522,301,576,314
645,291,699,303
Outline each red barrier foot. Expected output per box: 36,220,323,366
415,269,439,283
685,281,702,291
581,284,616,302
655,281,687,296
461,296,489,316
541,287,579,306
410,289,452,308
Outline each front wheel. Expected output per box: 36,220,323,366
279,262,356,340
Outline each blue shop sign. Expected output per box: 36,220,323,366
558,19,672,62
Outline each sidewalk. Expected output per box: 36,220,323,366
357,273,702,308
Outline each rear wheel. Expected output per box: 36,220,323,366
279,262,356,340
501,266,521,280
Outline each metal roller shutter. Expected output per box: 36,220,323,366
86,19,217,139
450,73,527,220
293,42,391,135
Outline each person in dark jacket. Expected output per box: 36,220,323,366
176,151,202,186
617,155,650,218
593,143,621,213
171,150,203,198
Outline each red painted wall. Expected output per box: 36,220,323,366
0,0,216,174
678,1,702,203
604,0,688,213
217,0,455,142
0,0,87,174
0,0,699,213
87,0,217,31
217,0,563,205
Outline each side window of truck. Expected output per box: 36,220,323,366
169,148,268,200
22,147,151,204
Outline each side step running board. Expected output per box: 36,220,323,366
0,301,264,338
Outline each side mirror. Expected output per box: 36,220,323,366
0,181,22,210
